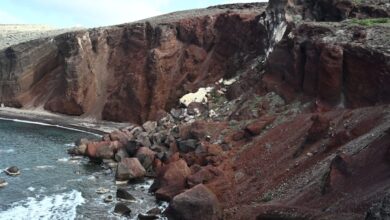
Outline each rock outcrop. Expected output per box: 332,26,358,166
0,4,268,124
2,0,390,219
265,21,390,108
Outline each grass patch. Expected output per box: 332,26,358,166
350,18,390,26
261,192,274,202
352,0,363,4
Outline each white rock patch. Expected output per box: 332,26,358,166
180,87,213,107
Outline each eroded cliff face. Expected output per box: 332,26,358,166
263,0,390,109
1,1,390,219
0,4,268,123
1,1,387,123
265,22,390,108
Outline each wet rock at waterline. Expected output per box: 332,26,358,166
137,207,162,220
138,213,159,220
0,120,131,218
147,207,162,215
113,203,131,217
96,187,110,194
75,138,90,147
102,159,118,169
67,144,87,156
104,195,114,203
116,188,136,201
0,179,8,188
4,166,20,176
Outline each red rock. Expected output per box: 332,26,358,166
168,152,181,163
187,165,224,188
168,184,222,220
153,158,163,171
231,130,246,141
188,165,232,201
109,130,129,145
266,20,390,109
116,158,146,181
88,141,123,159
152,159,191,201
206,144,223,156
306,114,329,143
321,154,351,194
344,45,390,107
1,5,267,124
86,141,111,159
245,115,276,136
318,44,343,105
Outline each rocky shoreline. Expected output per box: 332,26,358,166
68,94,229,219
0,0,389,219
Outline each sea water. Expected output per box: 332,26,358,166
0,119,158,220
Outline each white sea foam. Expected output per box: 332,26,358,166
0,190,85,220
57,158,69,162
0,149,15,153
27,187,35,192
35,165,56,169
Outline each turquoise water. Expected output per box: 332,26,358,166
0,119,159,220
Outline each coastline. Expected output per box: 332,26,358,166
0,107,132,135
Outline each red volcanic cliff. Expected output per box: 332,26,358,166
0,1,388,123
0,4,268,124
1,0,390,219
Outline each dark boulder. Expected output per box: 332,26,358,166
116,188,136,201
168,184,222,220
178,139,199,153
152,159,191,201
115,148,129,162
4,166,20,176
115,158,146,181
113,203,131,216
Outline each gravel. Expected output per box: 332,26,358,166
0,24,84,50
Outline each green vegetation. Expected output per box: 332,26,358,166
351,0,363,4
261,192,274,202
350,18,390,26
209,89,226,106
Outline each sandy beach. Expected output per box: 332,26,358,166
0,107,132,134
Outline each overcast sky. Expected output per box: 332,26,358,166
0,0,267,28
